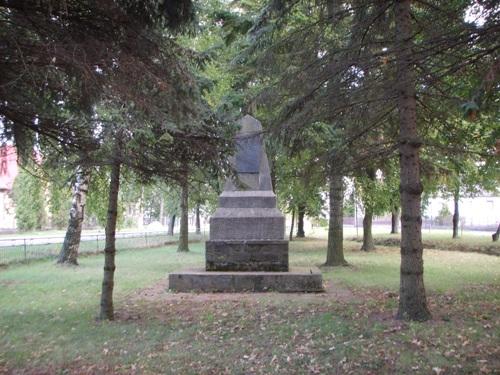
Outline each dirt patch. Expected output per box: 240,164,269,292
0,280,24,287
116,279,360,324
127,278,358,305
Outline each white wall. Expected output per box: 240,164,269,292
425,195,500,227
0,191,16,229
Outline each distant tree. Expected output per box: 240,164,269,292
47,172,72,230
86,169,124,229
355,167,392,251
177,170,190,252
357,168,376,251
190,177,220,235
431,115,499,239
380,160,400,235
168,214,177,236
12,169,46,231
436,204,452,226
275,145,325,241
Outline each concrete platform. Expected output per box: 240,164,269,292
168,267,324,293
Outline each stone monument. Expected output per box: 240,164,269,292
168,115,323,292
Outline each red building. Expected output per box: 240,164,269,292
0,146,18,229
0,145,18,192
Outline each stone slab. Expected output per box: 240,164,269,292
206,240,288,271
219,190,277,208
235,134,261,173
231,173,260,191
168,267,324,293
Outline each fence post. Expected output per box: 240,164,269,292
96,234,99,252
23,238,27,261
145,231,148,247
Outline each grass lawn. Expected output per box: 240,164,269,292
0,238,499,374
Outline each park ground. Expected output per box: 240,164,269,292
0,234,499,374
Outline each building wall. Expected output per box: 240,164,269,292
425,195,500,228
0,145,18,191
0,146,18,230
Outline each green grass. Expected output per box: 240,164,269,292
0,237,499,374
0,244,204,369
289,238,499,291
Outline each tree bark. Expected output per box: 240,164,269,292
57,167,90,265
168,214,176,236
177,175,189,252
452,187,459,239
395,0,431,321
270,158,277,193
325,170,347,266
159,196,164,226
99,161,121,321
289,208,295,242
391,206,400,234
361,168,376,251
361,208,375,251
296,204,306,238
492,223,500,242
195,202,201,235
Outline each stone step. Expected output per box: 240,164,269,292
218,190,277,208
206,240,288,271
168,267,324,293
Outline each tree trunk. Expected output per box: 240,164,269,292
395,0,431,321
361,208,375,251
168,214,176,236
325,170,347,266
159,196,164,226
452,188,459,239
57,167,90,265
195,202,201,235
270,159,277,193
99,161,121,321
492,223,500,242
289,208,295,242
177,176,189,252
361,168,376,251
391,206,400,234
296,204,306,238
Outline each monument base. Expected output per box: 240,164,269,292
168,267,323,293
206,240,288,271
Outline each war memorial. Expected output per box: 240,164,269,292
169,115,323,292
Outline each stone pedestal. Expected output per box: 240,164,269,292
206,240,288,271
168,115,323,293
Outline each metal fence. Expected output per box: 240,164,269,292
0,231,205,265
